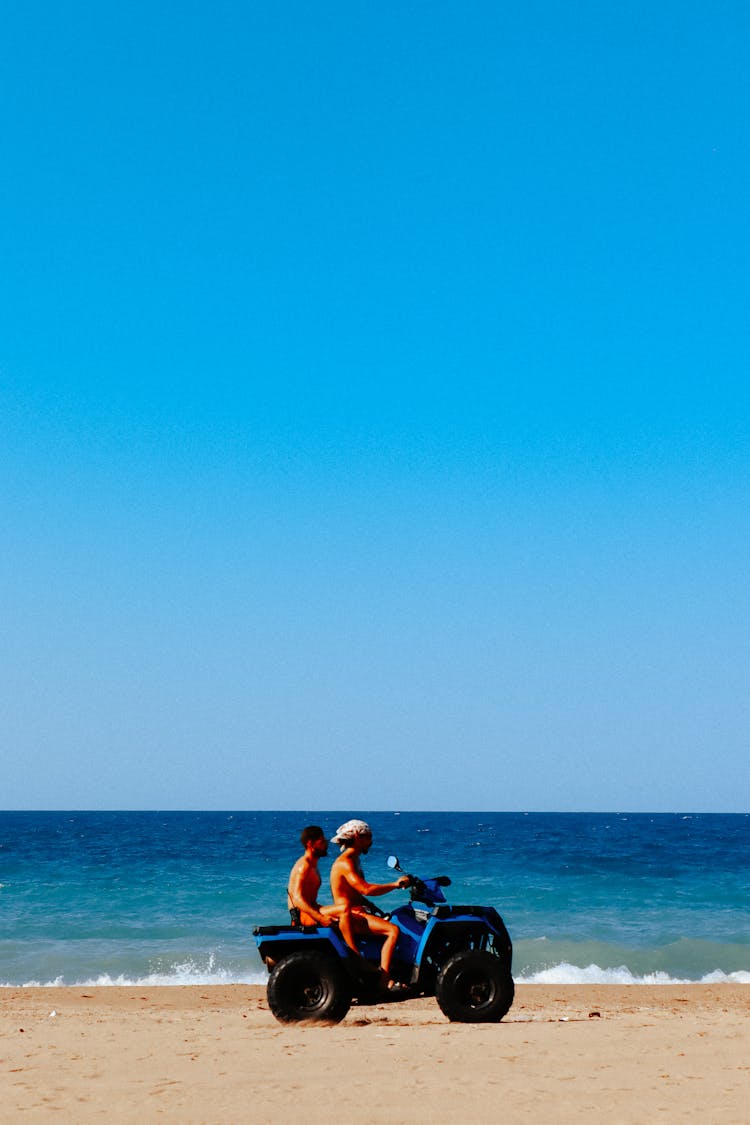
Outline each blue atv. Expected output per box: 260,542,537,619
253,856,514,1024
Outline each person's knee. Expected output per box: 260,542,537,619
371,917,395,934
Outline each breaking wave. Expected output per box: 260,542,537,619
4,958,749,989
2,960,267,989
516,962,750,985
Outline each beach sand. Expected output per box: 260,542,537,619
2,984,748,1122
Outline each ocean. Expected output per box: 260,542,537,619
1,811,748,988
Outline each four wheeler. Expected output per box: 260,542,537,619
254,855,514,1024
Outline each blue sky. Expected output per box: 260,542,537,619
2,1,748,811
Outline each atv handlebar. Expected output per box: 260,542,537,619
385,858,452,907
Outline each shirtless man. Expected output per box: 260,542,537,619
329,819,410,989
287,825,340,928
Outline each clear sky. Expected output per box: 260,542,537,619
2,1,748,812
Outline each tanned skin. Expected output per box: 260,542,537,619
287,829,342,928
330,830,409,987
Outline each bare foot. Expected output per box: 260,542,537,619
379,969,408,993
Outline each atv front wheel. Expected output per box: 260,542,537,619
267,952,352,1023
435,950,514,1023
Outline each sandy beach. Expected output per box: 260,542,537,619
2,984,747,1122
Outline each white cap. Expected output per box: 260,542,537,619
331,819,372,845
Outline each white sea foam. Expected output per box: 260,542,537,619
4,962,748,989
1,955,268,989
2,969,268,988
516,962,750,986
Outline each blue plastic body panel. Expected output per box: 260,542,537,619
254,898,512,994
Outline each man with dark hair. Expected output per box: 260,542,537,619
287,825,340,928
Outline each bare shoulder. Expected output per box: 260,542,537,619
330,852,349,877
333,851,357,881
289,855,310,883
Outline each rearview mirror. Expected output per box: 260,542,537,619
386,855,399,870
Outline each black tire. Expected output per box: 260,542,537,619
435,950,514,1023
267,952,352,1024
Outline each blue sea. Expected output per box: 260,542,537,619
1,811,748,988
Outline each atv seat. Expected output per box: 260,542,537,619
254,924,321,936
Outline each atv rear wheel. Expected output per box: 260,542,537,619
435,949,514,1023
267,952,352,1023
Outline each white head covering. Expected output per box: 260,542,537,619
331,818,372,845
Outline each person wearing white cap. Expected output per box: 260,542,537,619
329,818,410,990
330,819,374,847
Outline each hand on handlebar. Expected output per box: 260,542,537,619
396,876,411,889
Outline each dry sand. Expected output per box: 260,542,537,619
2,984,748,1122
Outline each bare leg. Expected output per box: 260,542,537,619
324,907,379,973
359,915,401,980
328,905,359,956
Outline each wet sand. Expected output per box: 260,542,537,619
2,984,748,1122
